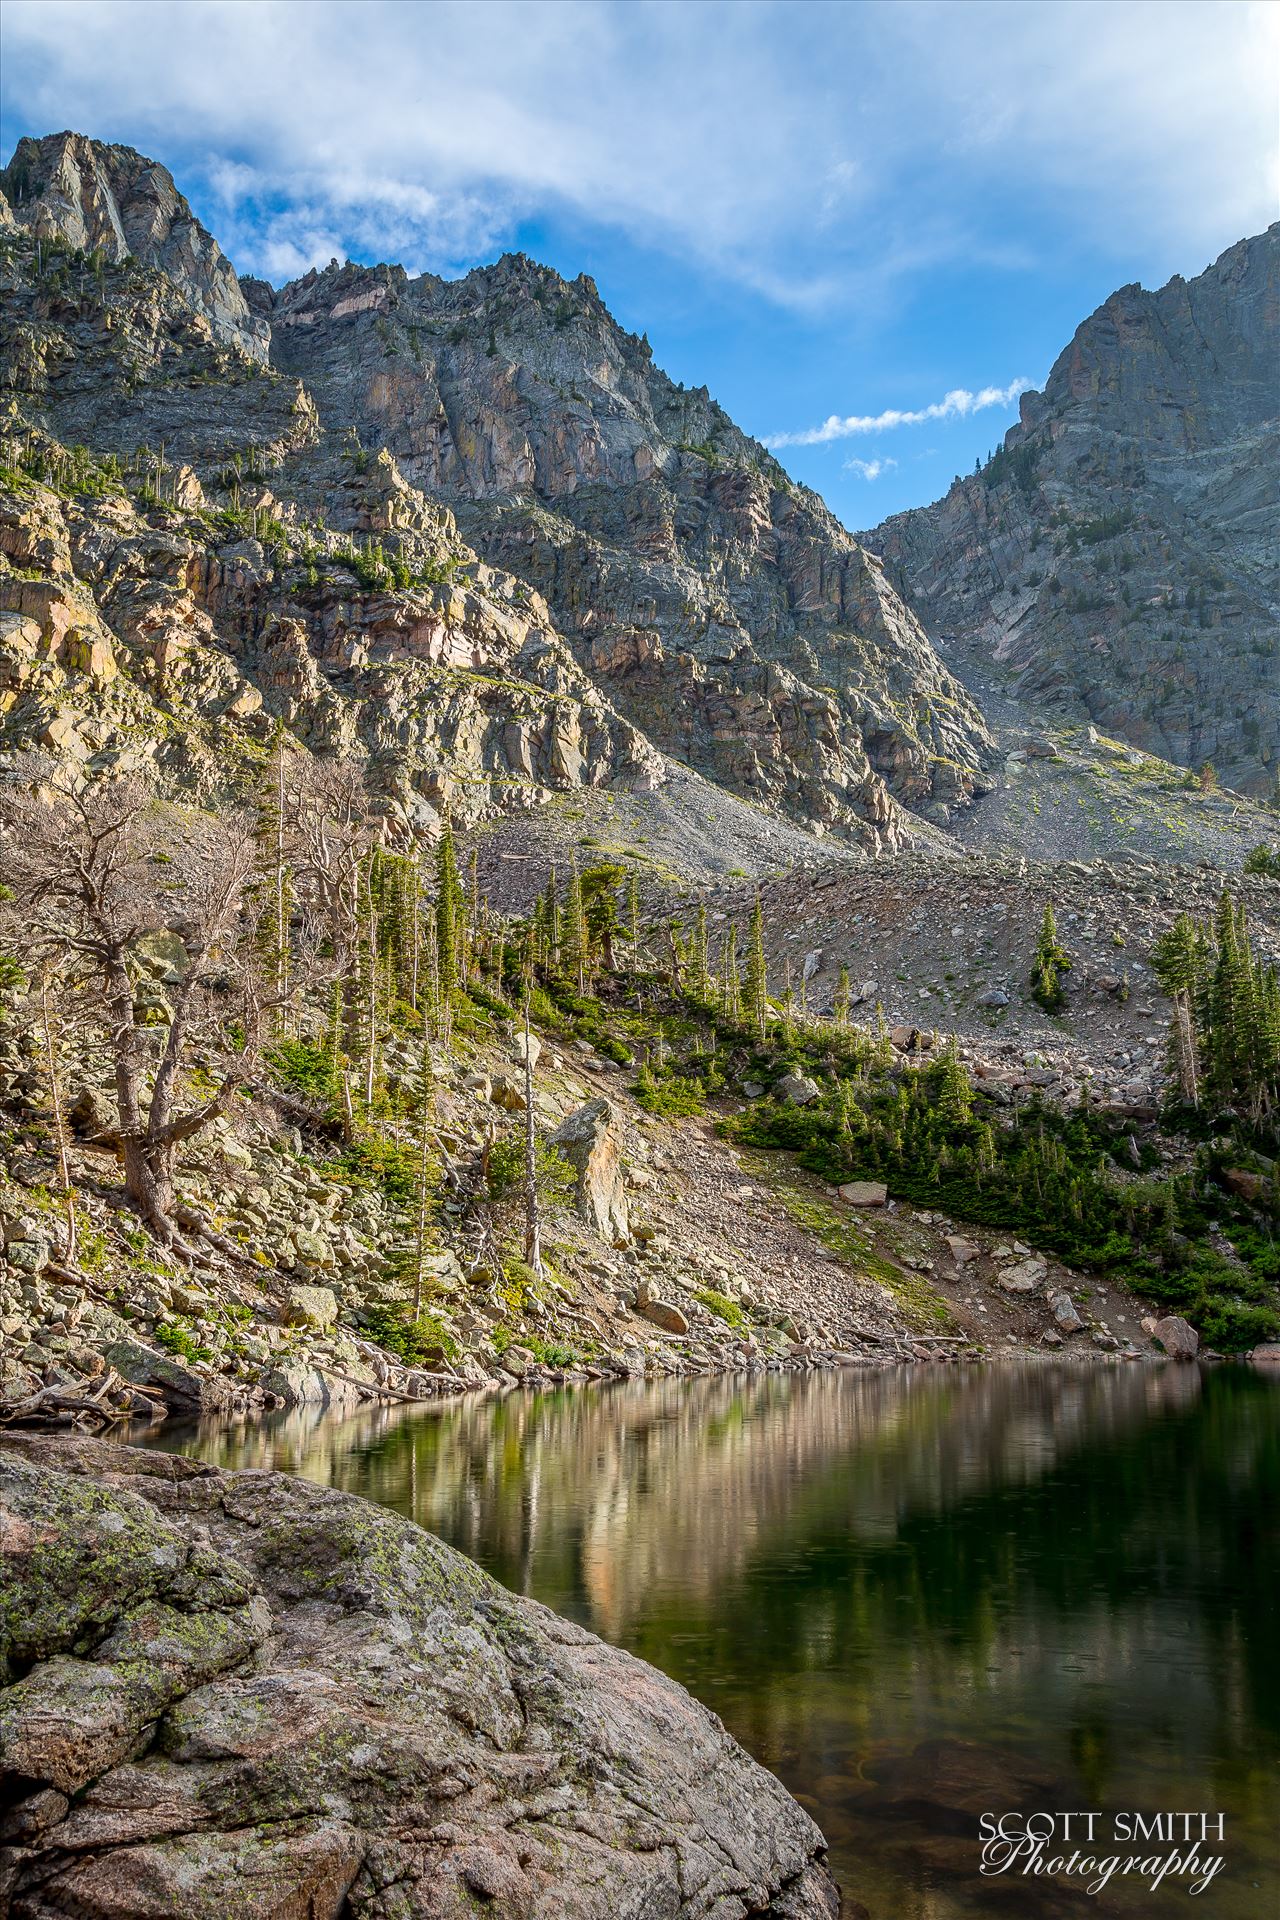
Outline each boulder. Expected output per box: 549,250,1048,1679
550,1097,630,1242
67,1086,113,1138
290,1228,334,1269
977,988,1009,1008
489,1069,527,1112
774,1071,820,1106
282,1284,339,1331
945,1235,980,1266
102,1336,235,1416
512,1029,542,1074
636,1289,690,1335
1048,1290,1084,1333
0,1436,838,1920
838,1180,888,1208
1152,1314,1200,1361
1249,1342,1280,1364
997,1257,1047,1293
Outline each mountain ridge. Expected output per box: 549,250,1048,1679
860,224,1279,794
0,127,1274,851
0,129,994,849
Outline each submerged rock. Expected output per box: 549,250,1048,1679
0,1436,839,1919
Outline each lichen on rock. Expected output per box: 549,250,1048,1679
0,1436,840,1918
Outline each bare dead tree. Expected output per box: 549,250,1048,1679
522,997,542,1278
0,766,279,1254
37,965,78,1264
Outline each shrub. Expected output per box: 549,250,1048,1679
362,1300,459,1364
695,1287,750,1333
265,1039,341,1106
155,1319,213,1365
633,1073,706,1118
334,1136,418,1205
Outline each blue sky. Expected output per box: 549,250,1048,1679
2,0,1276,527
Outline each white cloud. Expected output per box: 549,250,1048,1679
0,1,1274,302
772,380,1029,449
844,457,898,481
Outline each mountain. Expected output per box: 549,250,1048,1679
861,227,1280,794
0,131,995,850
1,130,268,361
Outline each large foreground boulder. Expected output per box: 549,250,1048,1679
0,1437,838,1919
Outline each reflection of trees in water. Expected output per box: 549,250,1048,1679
163,1362,1214,1639
152,1365,1280,1915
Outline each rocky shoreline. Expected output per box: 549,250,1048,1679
0,1434,841,1919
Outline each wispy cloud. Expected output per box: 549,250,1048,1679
770,380,1029,450
844,456,898,481
0,2,1273,305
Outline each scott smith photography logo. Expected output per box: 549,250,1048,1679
979,1812,1226,1896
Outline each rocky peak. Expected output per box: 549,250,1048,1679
0,131,268,362
1020,223,1279,450
862,224,1279,794
0,128,994,843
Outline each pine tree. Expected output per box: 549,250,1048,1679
834,964,851,1028
251,723,295,1029
409,1036,438,1321
435,826,462,1040
522,996,543,1277
1030,903,1071,1012
745,892,768,1040
930,1036,973,1126
581,863,624,972
688,901,709,1003
562,861,586,991
627,868,641,958
721,925,740,1022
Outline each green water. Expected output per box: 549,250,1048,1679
148,1362,1280,1917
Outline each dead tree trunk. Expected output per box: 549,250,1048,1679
522,1000,542,1278
40,973,77,1265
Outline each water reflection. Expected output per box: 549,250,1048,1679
147,1363,1280,1918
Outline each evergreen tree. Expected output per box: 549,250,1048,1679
745,892,768,1040
581,863,625,972
627,868,641,957
721,925,740,1022
929,1036,973,1126
435,826,462,1037
688,901,710,1003
834,964,851,1028
1030,903,1071,1012
562,861,586,991
251,723,295,1029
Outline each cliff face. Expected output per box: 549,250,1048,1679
0,133,995,847
259,253,995,836
862,227,1280,792
0,131,269,362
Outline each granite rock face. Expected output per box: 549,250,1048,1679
862,226,1280,793
258,252,995,844
0,132,994,846
0,131,269,362
0,1435,840,1919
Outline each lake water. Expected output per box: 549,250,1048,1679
144,1361,1280,1917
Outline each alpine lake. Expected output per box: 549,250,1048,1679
142,1360,1280,1917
